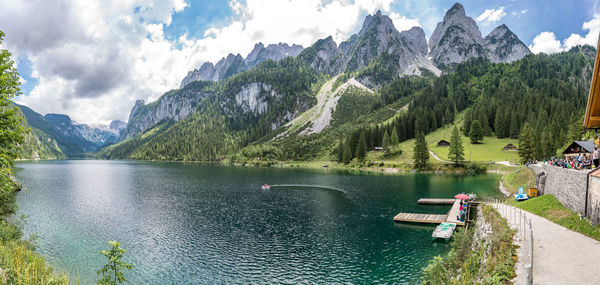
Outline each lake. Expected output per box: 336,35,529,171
15,160,501,284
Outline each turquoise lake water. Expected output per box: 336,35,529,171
14,160,501,284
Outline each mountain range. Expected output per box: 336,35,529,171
116,3,530,141
19,3,575,163
180,3,530,89
15,104,126,159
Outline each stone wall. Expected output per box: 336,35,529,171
528,164,589,214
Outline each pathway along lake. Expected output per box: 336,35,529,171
15,160,501,284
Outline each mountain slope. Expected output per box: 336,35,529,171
14,104,125,158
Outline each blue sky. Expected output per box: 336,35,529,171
2,0,599,124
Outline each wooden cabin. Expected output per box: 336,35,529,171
502,143,517,151
562,141,595,157
437,140,450,147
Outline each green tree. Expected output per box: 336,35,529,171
342,139,352,164
413,131,429,169
509,115,519,139
97,241,133,285
356,129,367,162
448,126,464,164
382,130,390,154
336,138,343,163
0,30,26,166
518,123,536,164
469,120,483,144
541,128,555,159
390,127,399,146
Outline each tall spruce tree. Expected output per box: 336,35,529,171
413,131,429,169
382,130,391,154
357,129,367,162
390,128,399,147
336,138,343,163
342,139,353,164
494,108,505,138
469,120,484,144
510,115,519,139
518,123,536,164
448,126,464,164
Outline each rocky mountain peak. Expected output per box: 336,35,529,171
484,24,531,63
400,26,428,57
444,3,467,21
180,42,304,88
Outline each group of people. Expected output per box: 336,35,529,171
548,147,600,170
457,200,469,222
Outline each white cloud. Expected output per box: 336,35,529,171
2,0,406,124
476,7,506,24
528,31,563,54
389,12,421,32
529,13,600,54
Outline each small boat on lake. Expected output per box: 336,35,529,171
261,184,271,190
432,222,457,240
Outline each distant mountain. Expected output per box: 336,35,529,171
111,3,537,161
428,3,530,67
14,104,126,158
180,43,304,88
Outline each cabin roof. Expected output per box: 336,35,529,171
562,141,595,154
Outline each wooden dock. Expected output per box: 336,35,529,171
417,198,456,204
394,199,466,226
393,213,447,224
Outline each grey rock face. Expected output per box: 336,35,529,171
121,87,213,139
342,10,424,72
298,36,344,75
401,27,428,57
428,3,485,67
245,42,303,68
180,42,304,88
428,3,531,67
233,82,274,114
483,24,531,63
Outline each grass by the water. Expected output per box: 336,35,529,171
502,167,535,194
511,195,600,242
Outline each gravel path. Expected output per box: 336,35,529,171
493,203,600,284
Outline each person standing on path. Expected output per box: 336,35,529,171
594,147,600,168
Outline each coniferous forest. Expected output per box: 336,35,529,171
100,45,595,164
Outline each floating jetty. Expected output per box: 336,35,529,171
394,199,466,226
417,198,456,204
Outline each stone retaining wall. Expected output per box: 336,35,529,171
528,164,589,214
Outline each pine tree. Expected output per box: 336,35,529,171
469,120,483,144
448,126,464,164
336,138,343,163
390,128,399,146
357,129,367,162
518,123,536,164
382,130,391,154
542,127,555,159
494,108,505,138
462,110,472,136
342,139,353,164
510,114,519,139
413,131,429,169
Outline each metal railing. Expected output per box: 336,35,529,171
482,197,534,284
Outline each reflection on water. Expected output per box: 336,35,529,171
15,160,501,284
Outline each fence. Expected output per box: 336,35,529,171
481,197,534,285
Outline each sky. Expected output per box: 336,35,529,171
1,0,599,125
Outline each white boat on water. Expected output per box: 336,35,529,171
261,184,271,190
